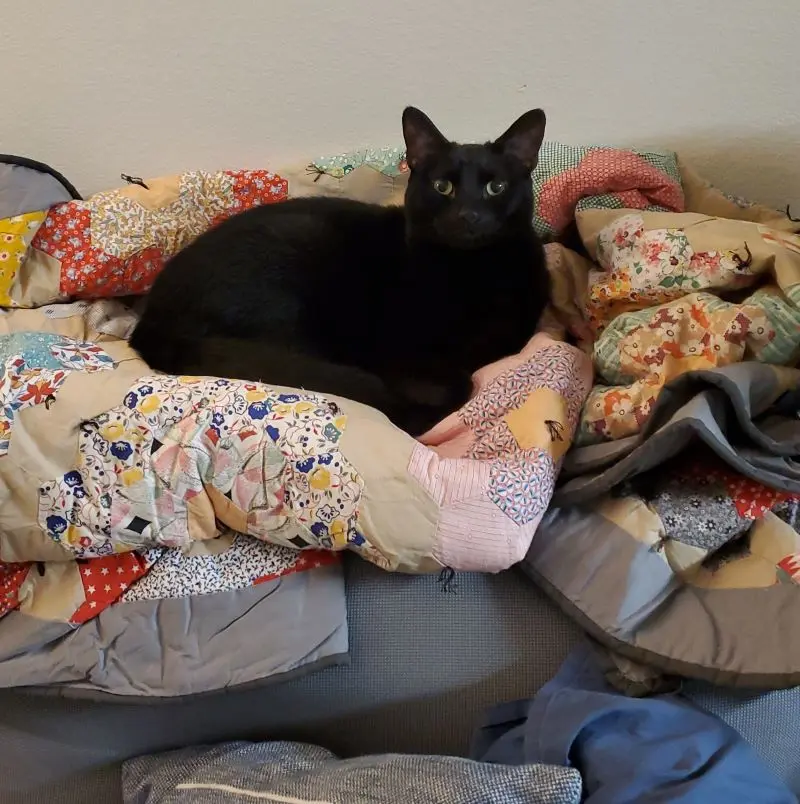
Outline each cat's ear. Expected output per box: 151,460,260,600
402,107,449,169
494,109,546,172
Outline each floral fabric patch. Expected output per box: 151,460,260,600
0,334,115,457
121,533,339,604
0,212,47,306
588,213,760,331
31,170,288,300
38,376,367,561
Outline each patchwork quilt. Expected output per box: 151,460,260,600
0,153,592,697
522,172,800,689
1,138,798,698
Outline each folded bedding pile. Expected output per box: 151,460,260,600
0,140,797,703
524,167,800,691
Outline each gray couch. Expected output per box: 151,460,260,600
1,556,798,803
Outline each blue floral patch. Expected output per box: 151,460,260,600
110,441,133,460
248,401,271,419
46,515,68,538
488,451,555,526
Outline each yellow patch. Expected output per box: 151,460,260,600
245,389,267,402
309,467,331,490
121,467,144,486
0,211,47,306
504,388,571,462
330,518,347,547
100,423,125,441
137,394,161,414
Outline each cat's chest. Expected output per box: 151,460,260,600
383,274,534,356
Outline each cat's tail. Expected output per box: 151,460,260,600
128,323,454,434
128,317,195,376
129,320,394,410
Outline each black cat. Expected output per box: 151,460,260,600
129,107,552,436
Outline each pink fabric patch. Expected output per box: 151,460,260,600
408,448,557,572
408,445,491,507
436,496,536,572
410,334,593,573
408,443,541,571
537,149,685,235
422,335,592,459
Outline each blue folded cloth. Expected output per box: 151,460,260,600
472,643,795,803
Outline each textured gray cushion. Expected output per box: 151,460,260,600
122,741,582,803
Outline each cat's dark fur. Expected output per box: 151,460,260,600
129,107,552,435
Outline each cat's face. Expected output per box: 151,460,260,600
402,107,546,249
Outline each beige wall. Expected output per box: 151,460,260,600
5,1,799,209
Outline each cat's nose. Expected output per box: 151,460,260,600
458,210,481,226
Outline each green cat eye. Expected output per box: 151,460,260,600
433,179,454,196
485,180,507,197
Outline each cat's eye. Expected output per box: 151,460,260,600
433,179,454,196
485,180,507,197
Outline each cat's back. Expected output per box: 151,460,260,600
150,196,401,299
180,196,399,261
135,196,404,352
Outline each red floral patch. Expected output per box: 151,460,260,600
537,149,685,235
33,170,288,300
685,460,799,519
211,170,289,227
32,205,165,298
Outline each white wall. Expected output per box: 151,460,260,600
5,1,799,209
